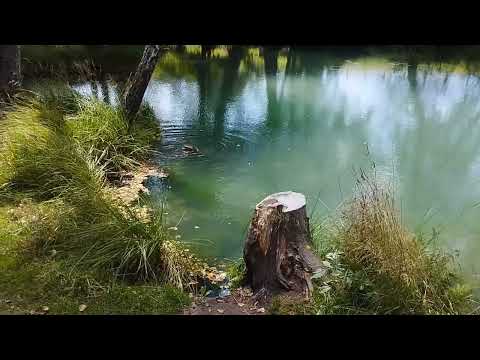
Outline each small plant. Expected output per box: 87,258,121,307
225,258,246,289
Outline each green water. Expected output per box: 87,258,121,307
75,49,480,278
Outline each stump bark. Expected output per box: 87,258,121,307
243,192,325,300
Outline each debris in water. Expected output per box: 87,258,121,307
168,226,178,231
219,288,230,298
183,144,201,155
194,225,200,229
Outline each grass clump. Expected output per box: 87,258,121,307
0,103,105,200
0,87,203,299
66,99,160,178
309,170,475,315
29,82,82,115
0,229,190,315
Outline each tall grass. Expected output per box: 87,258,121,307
0,88,199,290
311,170,474,315
0,103,105,199
66,98,160,178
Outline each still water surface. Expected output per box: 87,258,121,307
75,50,480,278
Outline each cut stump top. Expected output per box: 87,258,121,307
256,191,306,213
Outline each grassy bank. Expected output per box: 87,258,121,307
0,85,206,314
267,171,477,315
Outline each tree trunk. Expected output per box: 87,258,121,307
263,46,281,75
0,45,21,98
201,45,213,59
122,45,161,121
243,192,325,300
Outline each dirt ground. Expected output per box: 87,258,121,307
183,287,268,315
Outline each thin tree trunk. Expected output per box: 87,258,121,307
0,45,21,98
122,45,161,121
201,45,213,59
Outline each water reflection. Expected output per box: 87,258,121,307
73,49,480,275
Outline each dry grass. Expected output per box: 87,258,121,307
333,169,473,314
308,168,475,315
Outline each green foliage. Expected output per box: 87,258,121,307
225,258,246,289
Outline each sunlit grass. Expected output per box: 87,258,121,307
0,88,201,293
185,45,201,55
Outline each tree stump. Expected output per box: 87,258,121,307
243,192,325,300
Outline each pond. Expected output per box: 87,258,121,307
73,48,480,279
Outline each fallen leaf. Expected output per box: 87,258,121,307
217,309,224,314
79,304,87,312
168,226,178,231
41,306,49,313
256,307,265,313
238,303,245,307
